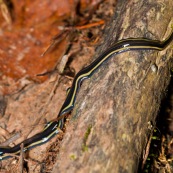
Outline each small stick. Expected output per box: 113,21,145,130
19,143,24,173
0,132,21,146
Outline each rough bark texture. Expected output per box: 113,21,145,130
52,0,173,172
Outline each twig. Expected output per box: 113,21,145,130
0,132,21,146
19,143,24,173
75,20,105,30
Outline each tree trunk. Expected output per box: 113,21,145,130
52,0,173,172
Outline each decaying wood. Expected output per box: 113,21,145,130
52,0,173,172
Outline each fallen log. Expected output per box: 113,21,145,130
52,0,173,172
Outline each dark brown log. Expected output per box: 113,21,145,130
52,0,173,172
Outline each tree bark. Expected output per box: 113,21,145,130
52,0,173,172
